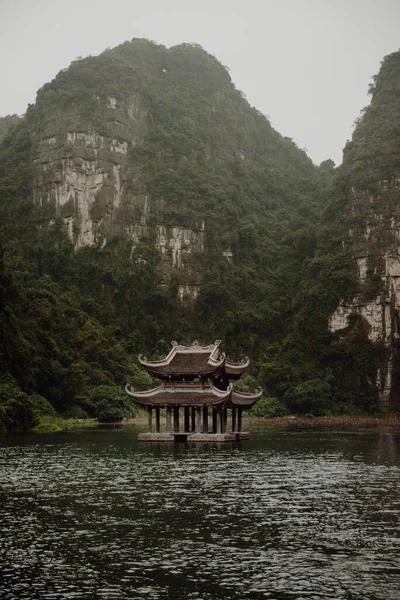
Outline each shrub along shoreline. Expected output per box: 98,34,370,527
2,413,398,435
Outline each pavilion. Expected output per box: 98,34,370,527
125,340,262,441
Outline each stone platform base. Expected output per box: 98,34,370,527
138,432,250,442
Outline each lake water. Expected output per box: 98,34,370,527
1,424,400,599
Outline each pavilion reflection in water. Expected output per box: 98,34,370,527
125,340,262,442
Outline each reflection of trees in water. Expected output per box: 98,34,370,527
377,430,400,464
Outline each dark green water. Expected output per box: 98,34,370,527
1,424,400,599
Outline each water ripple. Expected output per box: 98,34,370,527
0,428,400,599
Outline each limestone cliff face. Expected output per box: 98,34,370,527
31,94,204,299
154,223,204,300
329,177,400,406
32,95,147,248
329,51,400,406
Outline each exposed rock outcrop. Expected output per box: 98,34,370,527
329,51,400,407
31,94,205,297
32,95,147,248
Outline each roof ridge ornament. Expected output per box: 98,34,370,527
171,341,178,347
214,339,222,346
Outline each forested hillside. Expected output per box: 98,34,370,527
0,114,21,141
0,39,397,430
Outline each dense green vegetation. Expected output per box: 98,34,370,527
342,51,400,187
0,114,21,141
0,40,398,431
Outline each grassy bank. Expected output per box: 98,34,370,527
18,413,400,435
33,417,100,434
244,415,400,429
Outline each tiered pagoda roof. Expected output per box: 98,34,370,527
125,381,232,407
127,340,262,408
125,381,262,408
138,340,249,380
126,340,262,441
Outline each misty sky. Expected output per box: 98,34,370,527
1,0,399,165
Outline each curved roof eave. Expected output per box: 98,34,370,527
125,383,164,399
231,388,263,407
207,352,225,369
125,382,232,403
224,357,250,373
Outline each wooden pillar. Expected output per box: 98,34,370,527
212,408,217,433
232,407,237,432
202,406,208,433
216,408,222,434
184,407,190,432
147,407,153,432
166,406,172,432
237,408,243,433
191,407,196,432
222,408,228,433
173,406,180,433
195,407,202,432
155,407,160,433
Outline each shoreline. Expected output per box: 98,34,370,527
2,414,400,436
244,415,400,428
